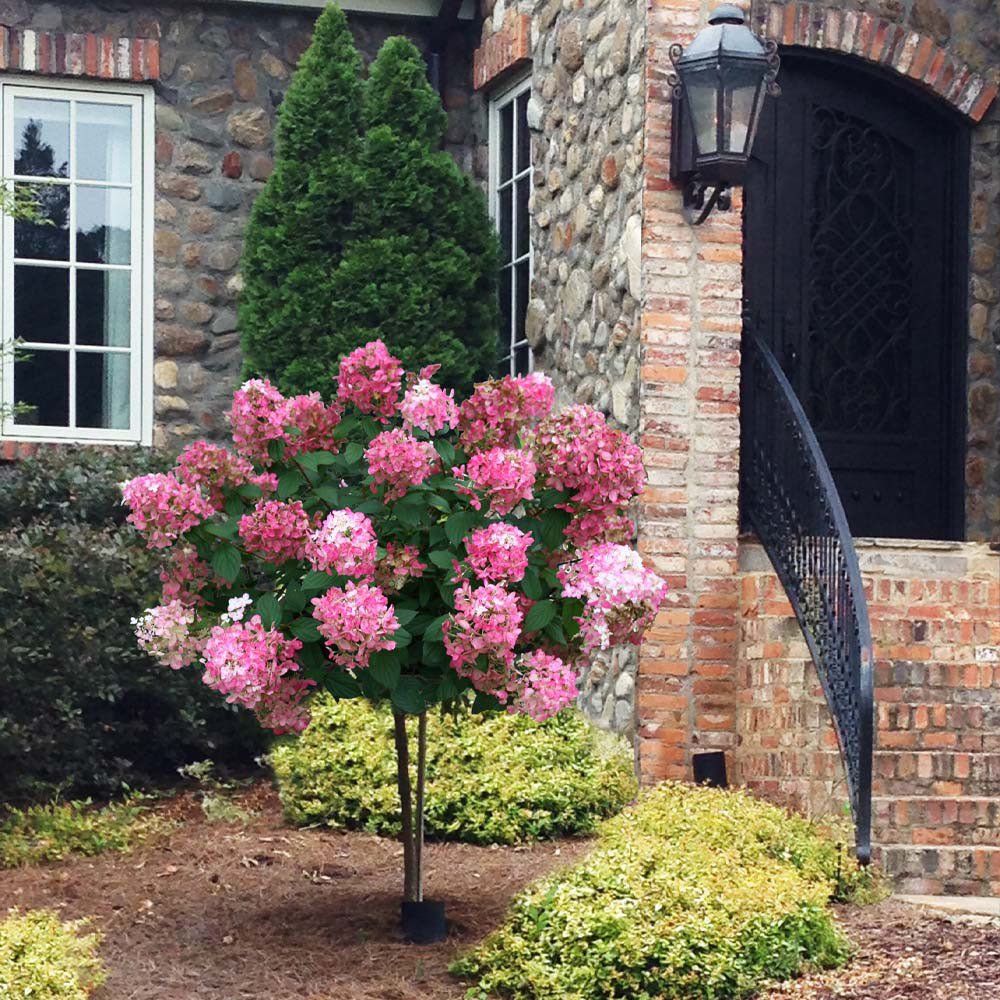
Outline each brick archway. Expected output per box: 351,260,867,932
751,1,997,122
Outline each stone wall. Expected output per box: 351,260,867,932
0,0,484,451
474,0,646,737
736,539,1000,894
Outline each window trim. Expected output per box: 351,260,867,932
488,73,533,378
0,74,154,446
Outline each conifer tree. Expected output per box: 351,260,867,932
239,11,498,397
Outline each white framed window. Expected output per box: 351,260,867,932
1,77,154,445
489,75,532,377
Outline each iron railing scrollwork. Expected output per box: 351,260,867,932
741,328,874,863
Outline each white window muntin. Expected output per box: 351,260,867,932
1,77,153,445
489,74,533,378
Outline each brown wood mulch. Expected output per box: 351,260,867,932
2,786,999,999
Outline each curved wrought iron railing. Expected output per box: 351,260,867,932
740,329,874,863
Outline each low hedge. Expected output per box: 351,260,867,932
0,909,105,1000
451,783,869,999
271,696,637,844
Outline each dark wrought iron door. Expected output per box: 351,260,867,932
743,54,967,540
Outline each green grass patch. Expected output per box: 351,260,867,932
452,782,878,999
0,909,106,999
271,696,637,845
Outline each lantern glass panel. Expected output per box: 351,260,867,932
721,62,763,154
684,66,720,158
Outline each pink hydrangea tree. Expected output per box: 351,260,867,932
122,342,666,940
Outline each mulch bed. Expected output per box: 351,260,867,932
3,785,999,999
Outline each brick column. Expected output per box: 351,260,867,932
636,0,745,781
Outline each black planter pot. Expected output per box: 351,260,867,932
400,899,447,944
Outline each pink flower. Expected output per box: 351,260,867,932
374,543,427,593
508,651,579,722
133,600,203,670
255,676,316,734
533,405,646,512
458,372,555,451
160,545,215,607
455,448,536,516
563,508,636,549
284,392,342,456
558,543,668,651
311,582,399,669
443,582,523,697
365,427,439,501
465,523,533,584
306,509,378,578
122,473,216,549
229,378,289,466
201,615,303,711
337,340,403,421
175,440,261,508
238,499,312,563
400,378,458,435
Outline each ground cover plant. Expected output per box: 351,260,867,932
272,696,637,844
240,6,498,396
121,341,665,927
0,909,105,1000
452,783,871,999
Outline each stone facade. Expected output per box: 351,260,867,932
0,0,484,452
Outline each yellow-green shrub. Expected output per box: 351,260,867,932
451,783,864,999
0,909,105,1000
271,696,637,844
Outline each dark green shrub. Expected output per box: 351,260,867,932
451,783,864,1000
0,449,265,804
271,696,637,844
239,10,498,396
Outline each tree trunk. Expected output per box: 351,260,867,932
393,711,419,902
414,712,427,902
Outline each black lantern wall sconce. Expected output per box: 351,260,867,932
669,4,781,225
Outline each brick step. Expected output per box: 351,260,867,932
873,796,1000,845
873,843,1000,896
872,750,1000,796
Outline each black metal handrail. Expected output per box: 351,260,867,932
740,329,874,863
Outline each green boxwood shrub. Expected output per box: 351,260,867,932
0,447,265,804
451,783,869,1000
0,909,105,1000
271,696,637,844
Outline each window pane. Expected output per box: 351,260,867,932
498,266,512,363
499,188,513,265
13,97,70,178
13,183,70,260
14,266,69,344
516,91,531,174
76,352,130,429
515,259,530,347
77,270,131,347
77,103,132,182
13,349,69,426
76,187,131,265
514,341,530,376
515,176,530,260
499,101,514,183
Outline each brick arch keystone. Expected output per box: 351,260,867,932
752,1,997,122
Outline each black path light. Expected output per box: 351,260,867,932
669,4,781,224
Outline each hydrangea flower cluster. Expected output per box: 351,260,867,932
201,615,303,713
176,441,258,508
558,543,669,652
283,392,343,456
312,582,399,669
458,372,555,452
230,378,289,466
306,509,378,578
399,378,458,435
465,523,533,584
457,448,537,516
365,428,439,500
133,600,202,670
443,582,523,696
375,543,427,592
238,499,312,563
337,340,403,420
160,546,214,607
255,677,315,734
508,651,579,722
122,473,216,549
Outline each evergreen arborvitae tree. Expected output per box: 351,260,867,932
240,13,498,397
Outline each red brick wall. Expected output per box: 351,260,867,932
735,539,1000,894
